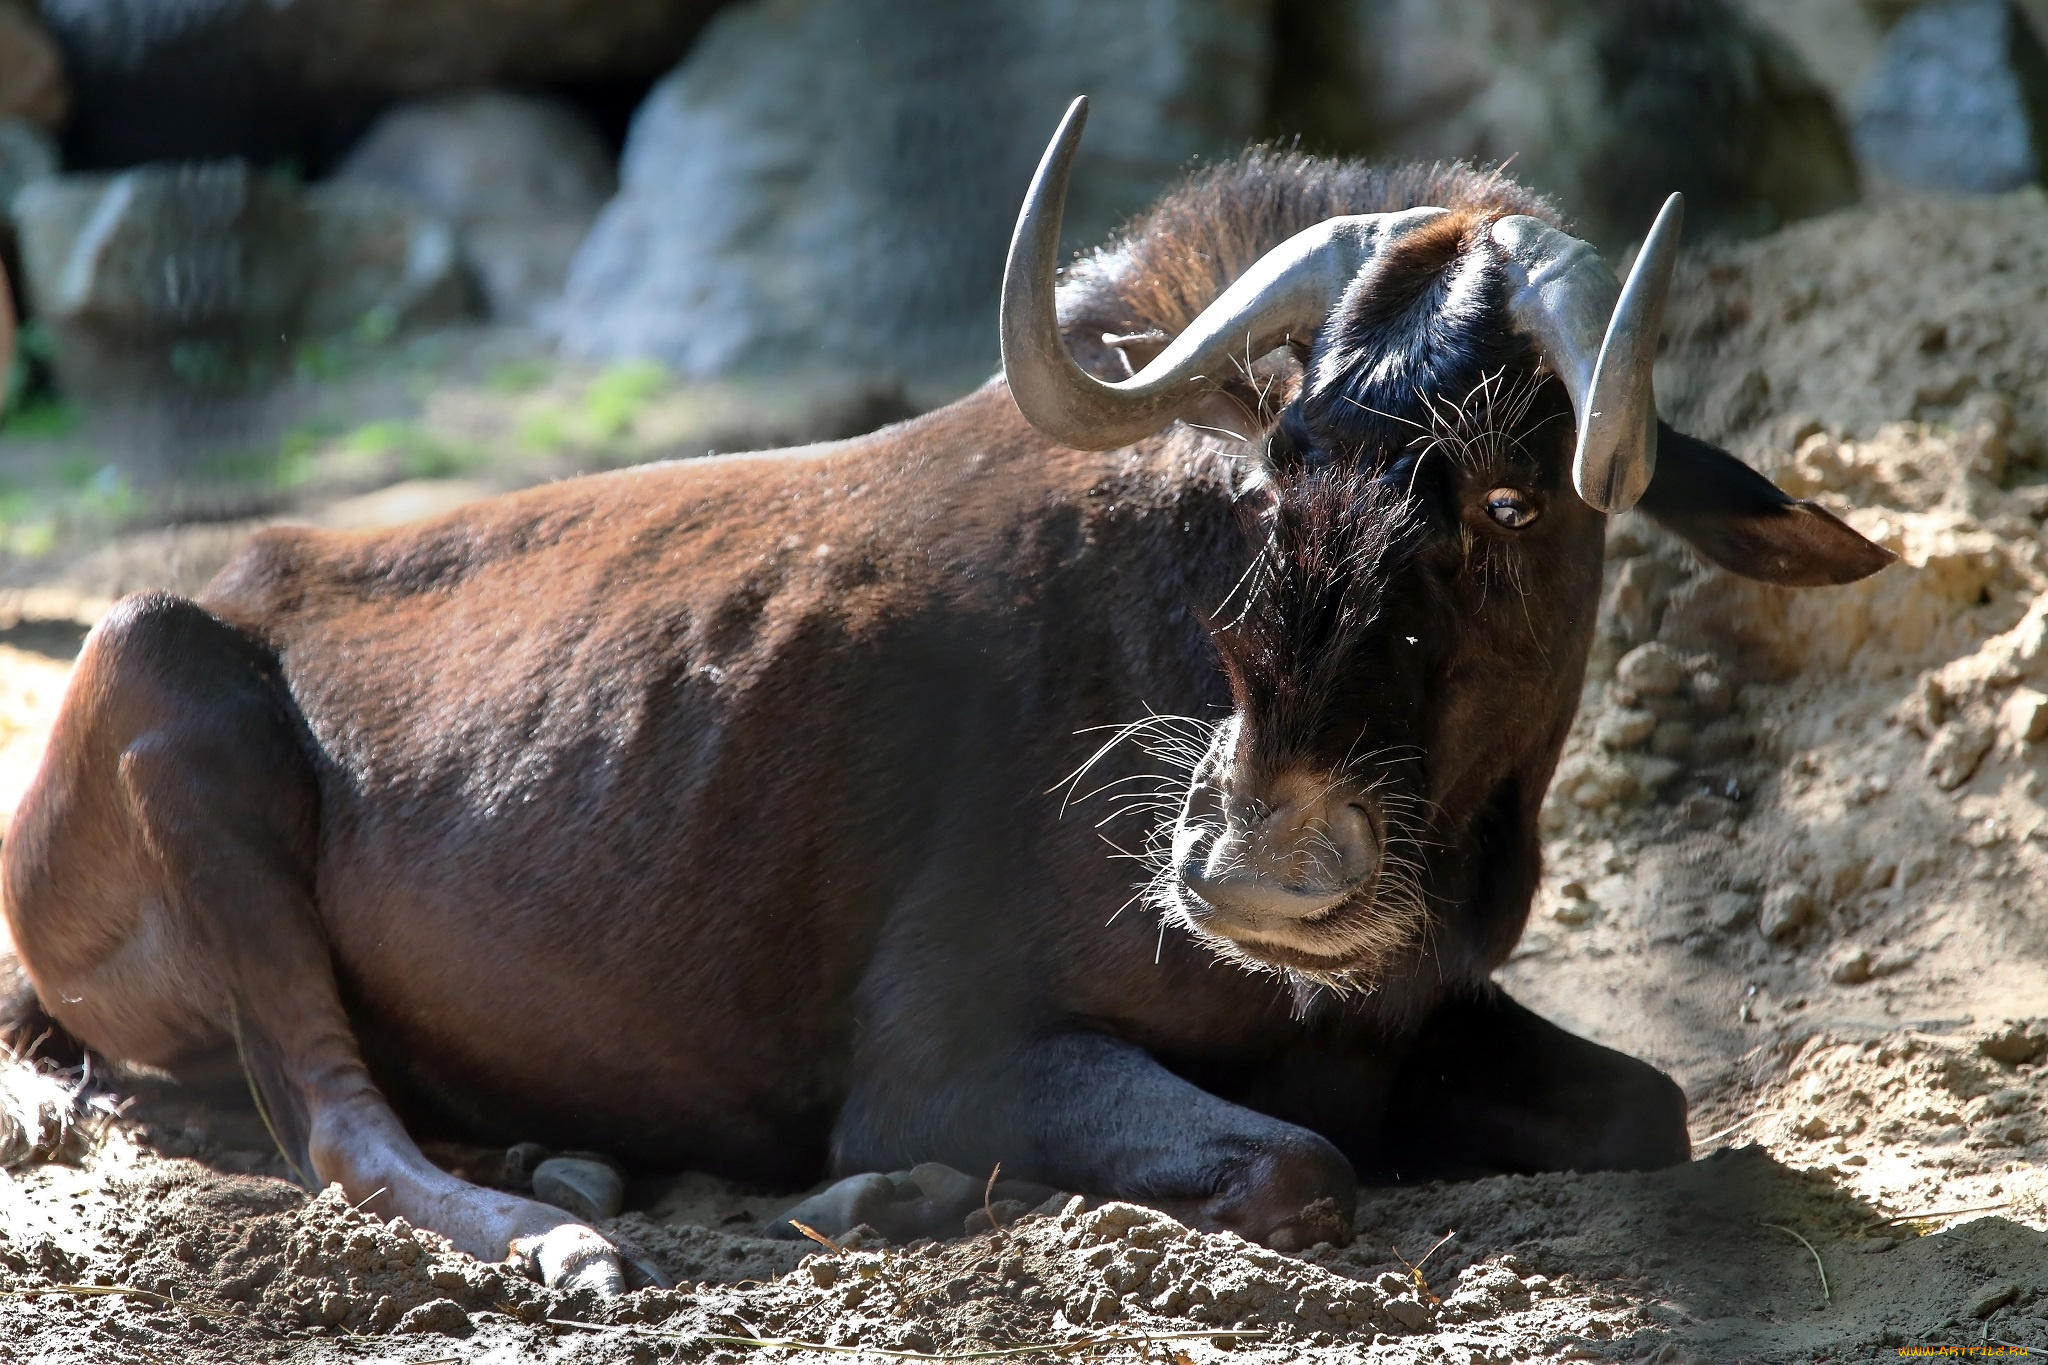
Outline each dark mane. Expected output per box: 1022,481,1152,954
1057,149,1561,359
1210,467,1428,770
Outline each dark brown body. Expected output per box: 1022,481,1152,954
202,387,1278,1179
3,383,1665,1260
4,148,1892,1281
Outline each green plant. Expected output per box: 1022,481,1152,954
6,519,53,558
2,321,77,436
487,359,551,394
3,399,81,439
342,420,479,480
581,360,667,442
354,304,400,347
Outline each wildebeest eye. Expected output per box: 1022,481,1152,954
1484,488,1539,529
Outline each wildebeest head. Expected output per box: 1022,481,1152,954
1005,98,1894,986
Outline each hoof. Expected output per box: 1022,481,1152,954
1198,1135,1356,1251
509,1222,625,1295
773,1164,1057,1243
1262,1195,1352,1252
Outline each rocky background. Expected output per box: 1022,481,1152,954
0,0,2026,495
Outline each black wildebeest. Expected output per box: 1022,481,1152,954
1,100,1891,1290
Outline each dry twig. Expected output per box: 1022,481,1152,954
1867,1202,2010,1227
1390,1229,1456,1304
788,1219,847,1255
1695,1111,1762,1147
1757,1221,1829,1305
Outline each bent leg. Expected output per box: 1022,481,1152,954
1358,986,1689,1182
3,594,621,1289
833,1029,1356,1250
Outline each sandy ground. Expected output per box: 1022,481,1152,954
7,190,2048,1362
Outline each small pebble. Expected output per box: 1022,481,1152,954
1552,898,1595,926
1758,885,1814,941
1598,708,1658,750
1689,670,1734,718
396,1297,469,1335
504,1142,550,1191
1969,1283,2020,1318
1649,720,1692,759
1616,643,1688,697
1707,891,1758,931
532,1156,625,1222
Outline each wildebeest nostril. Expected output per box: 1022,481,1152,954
1180,781,1382,925
1328,801,1377,869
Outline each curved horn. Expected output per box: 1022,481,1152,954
1493,193,1684,513
1001,96,1450,451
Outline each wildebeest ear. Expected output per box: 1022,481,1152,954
1635,423,1897,586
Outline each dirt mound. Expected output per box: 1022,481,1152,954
7,1114,2048,1363
1711,1019,2048,1230
1506,189,2048,1105
1661,188,2048,449
108,1175,551,1335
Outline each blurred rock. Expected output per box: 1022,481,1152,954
0,115,55,212
17,161,307,342
2002,685,2048,743
299,181,469,335
1649,719,1693,759
337,92,616,325
1689,668,1734,719
1616,642,1689,697
1597,707,1658,750
1758,884,1815,941
14,163,306,472
1925,718,1994,790
1851,0,2048,193
1978,1020,2048,1065
1727,0,1900,111
1271,0,1859,247
561,0,1271,393
14,161,468,473
1707,890,1758,930
41,0,714,169
0,4,65,131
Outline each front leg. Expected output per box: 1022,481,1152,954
1359,985,1690,1182
831,1030,1355,1250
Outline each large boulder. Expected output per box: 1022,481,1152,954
298,182,468,337
1726,0,1900,111
559,0,1273,395
13,162,466,471
1851,0,2048,193
1269,0,1859,248
0,116,56,214
40,0,721,169
336,92,616,326
0,3,68,130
